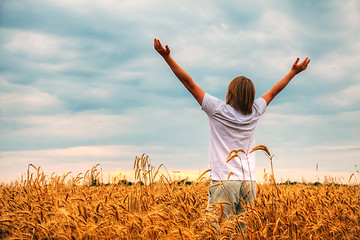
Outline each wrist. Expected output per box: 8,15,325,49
162,54,172,63
288,70,297,77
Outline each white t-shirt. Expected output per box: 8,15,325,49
202,93,267,181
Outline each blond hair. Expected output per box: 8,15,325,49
226,76,255,115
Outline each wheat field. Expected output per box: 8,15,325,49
1,153,359,239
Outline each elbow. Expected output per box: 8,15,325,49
181,79,194,90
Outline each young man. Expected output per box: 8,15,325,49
154,38,310,222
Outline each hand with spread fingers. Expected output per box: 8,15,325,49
154,38,170,58
291,57,310,75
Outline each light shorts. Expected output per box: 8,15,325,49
208,180,256,218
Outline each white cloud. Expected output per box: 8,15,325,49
2,92,62,114
325,83,360,108
259,111,316,128
307,2,360,84
2,30,78,59
164,6,304,78
310,51,360,83
258,9,298,41
255,109,360,172
310,144,360,151
9,112,137,140
1,104,209,151
0,145,142,163
4,31,58,56
44,0,171,20
0,78,64,115
335,0,360,33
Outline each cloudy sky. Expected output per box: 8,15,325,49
1,0,359,183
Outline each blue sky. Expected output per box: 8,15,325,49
1,0,359,183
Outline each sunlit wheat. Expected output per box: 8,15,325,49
0,147,359,239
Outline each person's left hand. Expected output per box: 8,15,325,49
154,38,170,57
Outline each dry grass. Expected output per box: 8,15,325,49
1,153,359,239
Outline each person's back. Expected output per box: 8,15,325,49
202,91,267,181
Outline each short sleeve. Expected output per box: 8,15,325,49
253,97,267,115
201,93,224,116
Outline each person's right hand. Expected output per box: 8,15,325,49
291,57,310,75
154,38,170,57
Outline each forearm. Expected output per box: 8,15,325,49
154,38,205,105
162,55,194,88
161,54,205,105
261,70,297,105
270,71,296,96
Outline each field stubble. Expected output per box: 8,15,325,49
1,150,359,239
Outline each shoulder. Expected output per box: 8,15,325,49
201,93,225,116
253,97,267,115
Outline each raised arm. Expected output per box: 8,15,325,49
261,57,311,105
154,38,205,106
